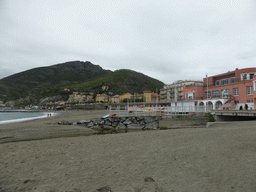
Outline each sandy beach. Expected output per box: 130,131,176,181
1,110,256,191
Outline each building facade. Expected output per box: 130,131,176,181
160,80,203,102
68,92,94,103
183,68,256,109
119,93,133,102
96,94,109,103
110,95,120,103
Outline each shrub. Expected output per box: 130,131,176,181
207,113,216,122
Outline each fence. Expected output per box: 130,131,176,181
108,105,208,117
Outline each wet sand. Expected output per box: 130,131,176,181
1,110,256,191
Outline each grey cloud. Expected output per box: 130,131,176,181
1,0,256,84
237,51,256,60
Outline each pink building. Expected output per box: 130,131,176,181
183,68,256,110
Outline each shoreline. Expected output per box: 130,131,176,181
0,110,108,144
0,111,59,125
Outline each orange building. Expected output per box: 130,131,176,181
151,93,161,102
183,68,256,110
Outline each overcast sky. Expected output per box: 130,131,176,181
1,0,256,84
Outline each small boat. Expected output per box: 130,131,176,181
102,114,110,119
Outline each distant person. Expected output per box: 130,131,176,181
245,104,248,110
239,105,243,110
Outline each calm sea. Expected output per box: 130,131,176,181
0,112,48,124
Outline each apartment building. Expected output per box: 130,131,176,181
68,92,94,103
68,92,86,103
183,68,256,109
160,80,203,102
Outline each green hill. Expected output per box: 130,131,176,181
0,61,164,104
0,61,111,101
63,69,164,94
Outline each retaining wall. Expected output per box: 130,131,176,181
59,116,162,130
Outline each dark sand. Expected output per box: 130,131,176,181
1,110,256,191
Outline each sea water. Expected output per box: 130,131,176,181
0,112,49,124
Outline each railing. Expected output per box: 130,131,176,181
108,104,209,118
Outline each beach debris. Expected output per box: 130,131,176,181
144,177,155,182
58,121,72,125
97,186,112,192
23,179,36,184
77,120,90,124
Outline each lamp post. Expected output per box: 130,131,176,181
206,74,208,112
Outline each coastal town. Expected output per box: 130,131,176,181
1,67,256,111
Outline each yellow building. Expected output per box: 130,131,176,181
120,93,133,102
96,94,109,103
68,92,86,103
143,91,152,102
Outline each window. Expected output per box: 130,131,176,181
247,86,253,95
204,91,211,99
242,73,256,81
215,80,219,86
212,90,220,98
229,77,235,84
220,79,228,85
221,89,229,98
247,100,253,103
254,81,256,91
186,92,194,100
234,88,239,96
241,74,247,80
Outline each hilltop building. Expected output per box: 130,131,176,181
160,80,203,102
102,85,109,91
183,68,256,110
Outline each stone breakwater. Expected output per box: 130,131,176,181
57,116,162,130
